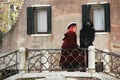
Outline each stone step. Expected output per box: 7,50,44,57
16,77,100,80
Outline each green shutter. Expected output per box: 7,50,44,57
47,6,52,34
104,3,110,32
27,7,35,34
82,5,91,26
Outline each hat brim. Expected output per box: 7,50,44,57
67,22,77,29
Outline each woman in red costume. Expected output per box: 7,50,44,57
60,22,82,71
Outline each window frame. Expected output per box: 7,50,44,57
91,4,105,32
27,5,52,35
82,3,110,32
34,7,48,34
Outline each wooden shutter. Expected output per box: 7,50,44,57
27,7,35,34
82,5,91,27
47,6,52,34
103,3,110,32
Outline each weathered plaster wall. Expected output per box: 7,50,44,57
22,0,86,49
110,0,120,52
0,0,120,53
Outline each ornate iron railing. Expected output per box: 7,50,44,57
95,49,120,79
0,50,19,79
27,48,87,72
0,48,120,79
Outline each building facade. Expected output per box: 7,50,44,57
0,0,120,53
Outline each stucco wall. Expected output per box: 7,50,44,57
110,0,120,52
0,0,120,53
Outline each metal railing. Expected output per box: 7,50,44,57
95,49,120,79
0,50,19,79
27,48,120,79
0,47,120,79
27,48,87,72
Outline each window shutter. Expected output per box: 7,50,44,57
103,3,110,32
82,5,91,27
27,7,35,34
47,6,52,34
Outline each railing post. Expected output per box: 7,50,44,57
103,49,110,72
19,47,27,73
88,46,95,72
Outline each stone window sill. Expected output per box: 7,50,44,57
31,34,52,37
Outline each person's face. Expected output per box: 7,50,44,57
73,26,77,32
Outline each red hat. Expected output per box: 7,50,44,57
67,22,77,29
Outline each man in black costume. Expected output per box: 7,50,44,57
80,19,95,70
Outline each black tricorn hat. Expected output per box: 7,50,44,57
67,22,77,29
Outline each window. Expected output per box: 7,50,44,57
27,6,51,35
82,3,110,32
92,5,105,31
37,10,47,33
